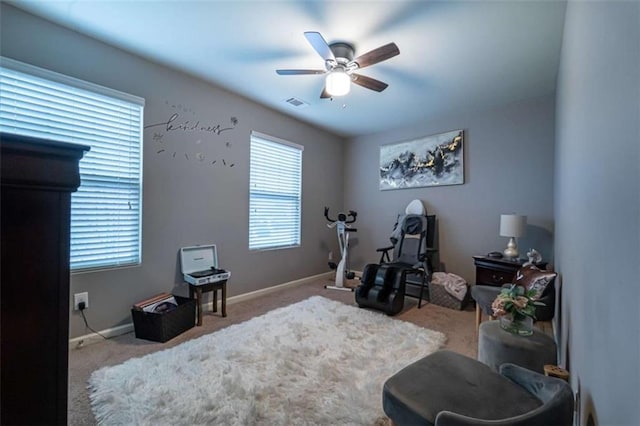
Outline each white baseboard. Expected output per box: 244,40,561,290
69,271,333,349
206,271,333,309
69,323,134,349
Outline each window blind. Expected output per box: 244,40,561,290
249,131,303,250
0,57,144,271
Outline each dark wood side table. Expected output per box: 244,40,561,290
473,255,548,287
188,280,227,326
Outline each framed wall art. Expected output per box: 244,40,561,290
379,129,464,190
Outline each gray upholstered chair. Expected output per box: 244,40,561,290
471,266,557,332
382,350,574,426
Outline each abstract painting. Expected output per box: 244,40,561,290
379,129,464,190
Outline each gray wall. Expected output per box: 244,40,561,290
1,5,345,338
555,2,639,425
4,4,639,423
344,95,556,284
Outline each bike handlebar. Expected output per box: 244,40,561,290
324,207,357,224
324,206,333,222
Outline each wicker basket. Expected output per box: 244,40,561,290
131,296,196,342
429,282,469,310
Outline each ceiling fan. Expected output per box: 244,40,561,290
276,31,400,98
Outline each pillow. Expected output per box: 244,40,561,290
514,265,557,299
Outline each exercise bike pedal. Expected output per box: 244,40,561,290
328,261,337,270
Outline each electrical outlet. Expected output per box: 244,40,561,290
74,292,89,310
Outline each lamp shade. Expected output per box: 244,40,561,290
326,69,351,96
499,214,527,238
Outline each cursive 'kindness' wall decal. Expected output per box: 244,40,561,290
144,101,239,168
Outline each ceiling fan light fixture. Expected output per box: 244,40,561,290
326,69,351,97
277,32,398,99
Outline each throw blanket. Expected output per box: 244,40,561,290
432,272,467,301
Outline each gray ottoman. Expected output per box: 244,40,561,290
382,350,544,426
478,320,557,373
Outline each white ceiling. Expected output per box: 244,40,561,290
9,0,567,138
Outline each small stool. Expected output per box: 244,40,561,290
188,280,227,326
478,320,557,373
544,364,570,381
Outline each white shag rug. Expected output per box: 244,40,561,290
89,296,446,425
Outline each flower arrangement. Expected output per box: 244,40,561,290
491,284,542,320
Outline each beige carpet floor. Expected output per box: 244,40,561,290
69,278,478,425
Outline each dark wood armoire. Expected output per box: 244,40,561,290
1,133,88,425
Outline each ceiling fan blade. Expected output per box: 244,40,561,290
304,31,335,62
276,69,326,75
320,87,331,99
351,42,400,69
351,73,389,92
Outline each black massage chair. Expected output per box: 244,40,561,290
356,214,436,316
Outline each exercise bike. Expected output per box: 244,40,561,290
324,207,358,291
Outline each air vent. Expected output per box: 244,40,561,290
284,97,309,108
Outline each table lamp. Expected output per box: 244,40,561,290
500,214,527,259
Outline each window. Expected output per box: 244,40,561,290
249,131,303,250
0,57,144,271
